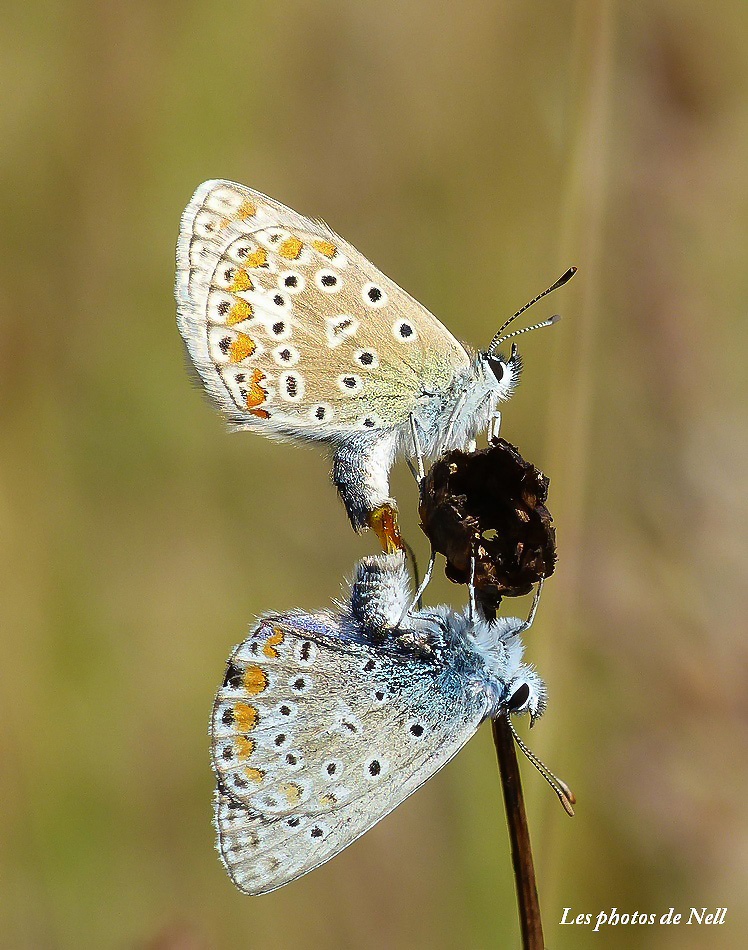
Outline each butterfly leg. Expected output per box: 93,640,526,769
519,577,544,633
468,554,477,625
488,410,502,442
409,413,425,482
397,549,436,626
443,391,468,449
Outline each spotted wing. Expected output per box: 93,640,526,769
176,180,471,437
210,614,484,895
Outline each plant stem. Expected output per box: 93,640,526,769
492,716,544,950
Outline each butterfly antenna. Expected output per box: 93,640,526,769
491,314,561,352
506,715,576,816
487,266,576,355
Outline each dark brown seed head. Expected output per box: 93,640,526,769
418,439,556,611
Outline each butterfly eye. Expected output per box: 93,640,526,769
507,682,530,712
486,356,507,383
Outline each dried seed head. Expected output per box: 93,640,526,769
418,439,556,611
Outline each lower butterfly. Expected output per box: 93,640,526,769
176,180,574,550
210,552,573,894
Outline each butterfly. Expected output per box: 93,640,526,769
175,180,574,551
210,552,573,895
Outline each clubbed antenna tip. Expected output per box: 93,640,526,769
487,266,576,354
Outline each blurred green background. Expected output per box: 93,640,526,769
2,0,747,947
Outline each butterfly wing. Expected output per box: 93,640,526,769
210,614,485,894
176,180,471,438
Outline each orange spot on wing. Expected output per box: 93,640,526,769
278,236,302,260
280,783,302,804
245,247,268,269
226,299,251,326
233,702,258,732
227,269,253,293
311,239,336,258
235,736,255,761
228,333,257,363
245,369,269,411
248,408,270,419
237,199,257,220
244,767,265,783
263,627,285,659
243,665,267,695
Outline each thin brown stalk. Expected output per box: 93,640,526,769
492,716,544,950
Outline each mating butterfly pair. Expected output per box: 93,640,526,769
175,181,574,893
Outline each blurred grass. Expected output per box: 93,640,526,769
1,0,747,947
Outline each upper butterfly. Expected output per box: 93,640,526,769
175,180,574,550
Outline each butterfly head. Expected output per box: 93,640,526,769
477,343,523,402
505,670,547,725
476,309,562,419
